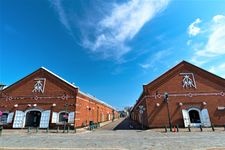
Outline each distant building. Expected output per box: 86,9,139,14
0,67,118,129
131,61,225,128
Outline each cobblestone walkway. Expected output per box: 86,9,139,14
0,118,225,150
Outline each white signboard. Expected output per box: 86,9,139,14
32,78,46,93
180,73,197,89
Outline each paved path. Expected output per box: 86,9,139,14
113,117,142,130
0,118,225,150
98,117,143,130
97,118,125,130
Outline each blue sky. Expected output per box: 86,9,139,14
1,0,225,110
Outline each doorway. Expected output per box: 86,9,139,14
25,110,41,127
189,110,201,123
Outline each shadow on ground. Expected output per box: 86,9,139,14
113,117,145,130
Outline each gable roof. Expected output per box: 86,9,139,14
131,60,225,112
3,67,78,92
3,67,116,110
144,60,225,91
41,67,78,89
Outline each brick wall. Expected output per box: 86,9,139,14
0,67,116,128
131,61,225,128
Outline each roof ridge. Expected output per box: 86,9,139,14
78,90,116,110
40,67,77,89
41,67,116,110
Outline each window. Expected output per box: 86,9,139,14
58,112,68,123
1,113,8,124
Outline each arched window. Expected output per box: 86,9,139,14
58,112,68,123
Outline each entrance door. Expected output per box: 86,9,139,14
189,109,201,127
25,111,41,127
189,110,201,123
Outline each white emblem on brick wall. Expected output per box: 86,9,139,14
32,78,46,93
180,73,196,89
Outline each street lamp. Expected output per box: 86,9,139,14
138,105,145,130
63,103,69,133
164,92,172,132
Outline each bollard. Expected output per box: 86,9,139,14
188,125,191,132
211,124,215,132
176,125,179,132
27,126,31,133
173,126,176,132
0,125,3,136
46,127,49,133
200,125,203,132
36,127,38,133
67,126,70,133
57,126,59,133
74,127,76,133
165,125,167,133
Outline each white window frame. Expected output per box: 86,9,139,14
24,108,42,128
0,112,9,124
187,107,202,127
58,111,69,123
51,112,58,123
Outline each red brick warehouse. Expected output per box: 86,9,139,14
131,61,225,128
0,67,118,129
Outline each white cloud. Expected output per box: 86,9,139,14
186,40,192,46
139,49,172,69
139,63,151,69
188,15,225,78
191,15,225,58
196,25,225,57
49,0,170,61
50,0,71,32
188,18,202,36
188,15,225,59
209,63,225,78
213,15,225,23
86,0,170,60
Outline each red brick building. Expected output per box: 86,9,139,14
0,67,118,129
131,61,225,128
